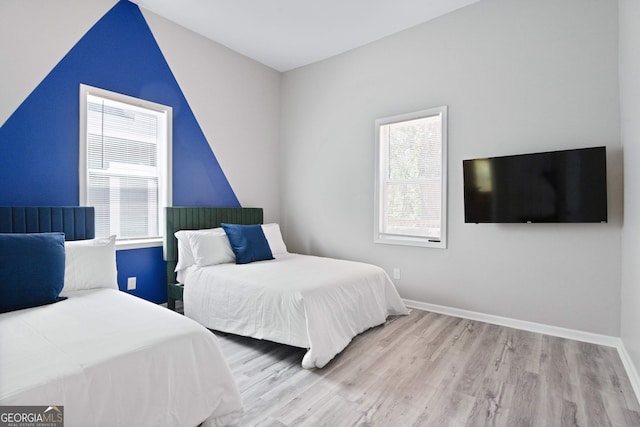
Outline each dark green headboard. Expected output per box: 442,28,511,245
163,207,264,285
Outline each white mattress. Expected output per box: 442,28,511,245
0,288,243,427
183,253,409,368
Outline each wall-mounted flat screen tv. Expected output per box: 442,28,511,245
463,146,607,223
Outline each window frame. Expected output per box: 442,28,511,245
79,84,172,249
374,106,448,249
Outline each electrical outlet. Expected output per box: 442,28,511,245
127,277,137,290
393,268,401,280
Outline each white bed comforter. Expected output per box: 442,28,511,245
0,288,243,427
184,253,409,368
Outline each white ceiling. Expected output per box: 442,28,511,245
132,0,480,72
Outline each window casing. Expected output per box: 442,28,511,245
374,106,447,248
80,84,172,243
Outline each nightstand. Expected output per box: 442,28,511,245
167,283,184,311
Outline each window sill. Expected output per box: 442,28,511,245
116,237,163,250
375,235,447,249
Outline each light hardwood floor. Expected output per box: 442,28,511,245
210,309,640,427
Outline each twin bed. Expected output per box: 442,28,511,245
1,206,407,425
0,207,243,427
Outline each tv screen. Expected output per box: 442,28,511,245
463,146,607,223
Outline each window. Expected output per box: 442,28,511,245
374,106,447,248
80,84,172,243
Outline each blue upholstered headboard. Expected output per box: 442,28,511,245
0,207,95,241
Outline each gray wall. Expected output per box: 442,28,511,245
620,0,640,375
0,0,282,223
280,0,622,335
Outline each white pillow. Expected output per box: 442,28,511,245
174,229,197,271
62,235,118,294
187,228,236,267
261,223,288,255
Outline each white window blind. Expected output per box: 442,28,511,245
375,106,447,248
80,85,171,241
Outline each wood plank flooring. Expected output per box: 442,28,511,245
210,309,640,427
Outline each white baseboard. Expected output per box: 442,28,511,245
402,298,640,405
617,342,640,404
402,298,619,347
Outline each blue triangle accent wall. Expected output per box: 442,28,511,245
0,0,240,208
0,0,241,304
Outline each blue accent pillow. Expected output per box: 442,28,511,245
0,233,66,313
220,224,274,264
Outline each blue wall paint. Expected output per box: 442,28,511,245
116,247,166,304
0,0,241,302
